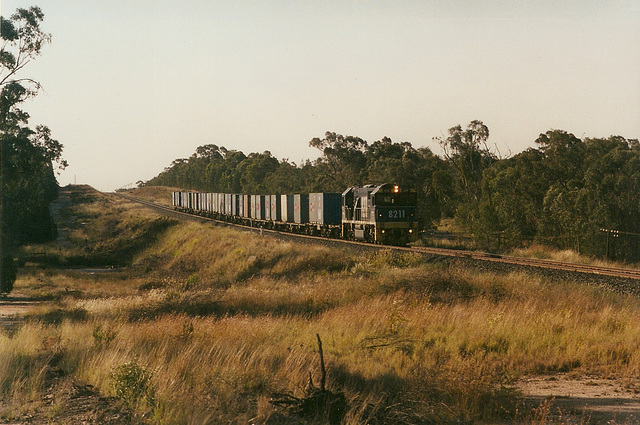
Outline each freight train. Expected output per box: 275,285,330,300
172,183,418,245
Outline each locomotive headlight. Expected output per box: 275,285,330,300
381,230,386,234
409,229,413,233
393,185,399,193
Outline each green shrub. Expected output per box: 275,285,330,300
110,359,155,408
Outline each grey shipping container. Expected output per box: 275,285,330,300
237,195,244,217
294,194,309,224
217,193,225,214
281,194,294,222
270,195,281,221
225,194,232,215
264,195,271,221
310,193,342,225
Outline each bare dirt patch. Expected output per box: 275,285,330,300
0,293,40,332
519,374,640,423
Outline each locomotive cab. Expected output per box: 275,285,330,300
342,183,418,245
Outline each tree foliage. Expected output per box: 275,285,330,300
479,131,640,260
1,6,65,294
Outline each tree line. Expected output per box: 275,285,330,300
146,122,640,262
1,7,67,293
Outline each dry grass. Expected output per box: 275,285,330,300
125,186,182,206
508,244,640,270
3,186,640,424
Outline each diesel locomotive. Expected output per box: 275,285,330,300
172,183,418,245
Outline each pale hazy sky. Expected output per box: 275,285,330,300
3,0,639,191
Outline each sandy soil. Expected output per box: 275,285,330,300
0,293,39,332
517,374,640,423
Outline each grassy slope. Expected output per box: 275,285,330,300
2,186,640,424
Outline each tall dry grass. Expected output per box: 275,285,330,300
509,244,640,270
4,186,640,424
126,185,181,206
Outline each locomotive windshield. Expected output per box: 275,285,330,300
374,192,416,207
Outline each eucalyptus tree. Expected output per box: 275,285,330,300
1,6,65,294
309,132,368,191
434,120,496,231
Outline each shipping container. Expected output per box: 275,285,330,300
264,195,272,221
217,193,225,214
237,194,244,217
294,194,309,224
249,195,255,218
242,195,251,218
252,195,266,220
224,194,232,215
231,194,239,216
270,195,281,221
309,193,342,225
281,194,294,222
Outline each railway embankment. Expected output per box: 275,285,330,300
119,189,640,297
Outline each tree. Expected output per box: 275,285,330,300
474,130,640,259
436,120,494,203
263,159,304,194
239,151,279,193
535,130,584,189
1,6,64,294
434,120,496,231
309,132,368,191
364,137,446,228
478,148,548,246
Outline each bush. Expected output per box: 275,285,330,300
110,359,155,408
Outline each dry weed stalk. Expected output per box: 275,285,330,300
270,334,346,424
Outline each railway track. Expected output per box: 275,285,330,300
411,246,640,280
116,193,640,282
